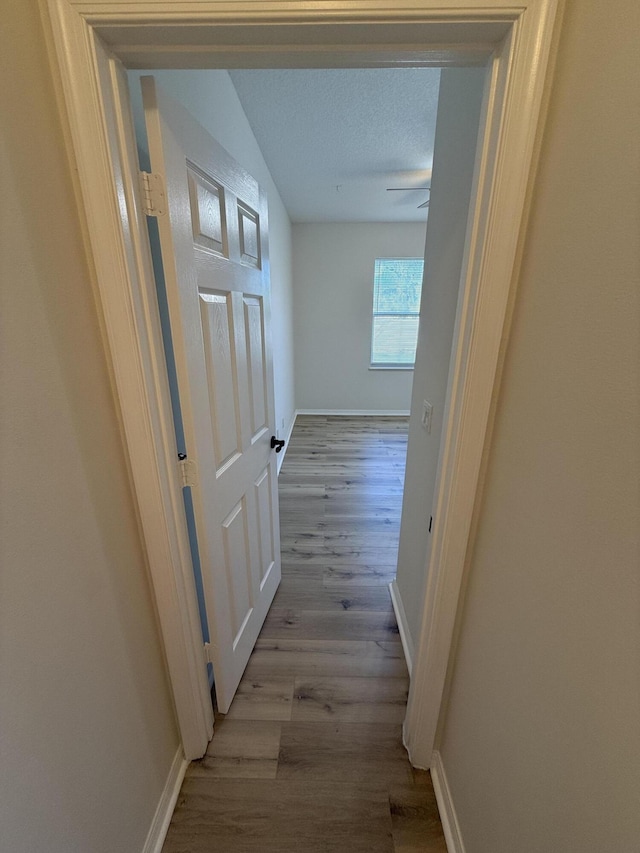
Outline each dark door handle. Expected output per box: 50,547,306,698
270,436,285,453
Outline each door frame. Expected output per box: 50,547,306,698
41,0,563,764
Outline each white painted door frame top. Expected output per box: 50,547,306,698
41,0,563,765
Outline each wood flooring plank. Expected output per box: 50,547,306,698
324,502,403,520
325,482,406,495
281,542,400,564
286,451,394,464
278,496,328,513
277,484,326,496
187,719,282,779
292,676,409,723
322,530,401,548
280,474,404,489
389,779,448,853
279,563,328,581
272,578,394,612
323,565,398,586
225,676,294,721
162,779,395,853
277,722,413,784
260,608,400,641
323,490,403,506
314,517,401,534
243,638,408,679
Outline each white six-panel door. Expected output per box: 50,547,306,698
142,76,281,713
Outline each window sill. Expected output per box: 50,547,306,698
369,365,414,371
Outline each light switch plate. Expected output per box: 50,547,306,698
421,400,433,433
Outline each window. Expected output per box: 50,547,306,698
370,258,424,367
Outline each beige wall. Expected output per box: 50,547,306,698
1,4,179,852
438,1,640,850
395,67,486,646
292,222,426,412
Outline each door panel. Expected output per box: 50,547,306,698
244,296,268,439
188,167,227,255
254,466,276,587
143,76,281,713
238,204,261,267
199,291,242,470
221,499,253,644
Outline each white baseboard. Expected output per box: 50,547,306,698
430,750,466,853
389,579,414,676
296,409,410,416
142,746,188,853
277,410,298,475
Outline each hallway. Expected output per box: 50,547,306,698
162,416,446,852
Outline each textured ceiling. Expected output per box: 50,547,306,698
229,68,441,223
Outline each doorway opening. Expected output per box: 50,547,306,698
125,64,482,711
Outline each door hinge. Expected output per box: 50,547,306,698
178,456,197,488
203,642,213,666
138,171,166,217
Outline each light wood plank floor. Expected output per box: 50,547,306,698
163,416,446,853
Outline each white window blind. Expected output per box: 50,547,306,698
371,258,424,367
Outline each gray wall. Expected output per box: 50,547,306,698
438,1,640,850
1,4,180,851
395,67,486,645
292,222,426,412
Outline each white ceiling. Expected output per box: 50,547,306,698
229,68,441,223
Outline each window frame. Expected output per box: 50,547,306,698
370,256,424,370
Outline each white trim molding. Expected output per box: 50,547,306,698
389,580,414,676
296,409,411,416
276,409,298,475
142,747,188,853
40,0,563,771
431,751,466,853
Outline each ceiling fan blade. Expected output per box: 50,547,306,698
386,187,430,191
417,200,430,209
